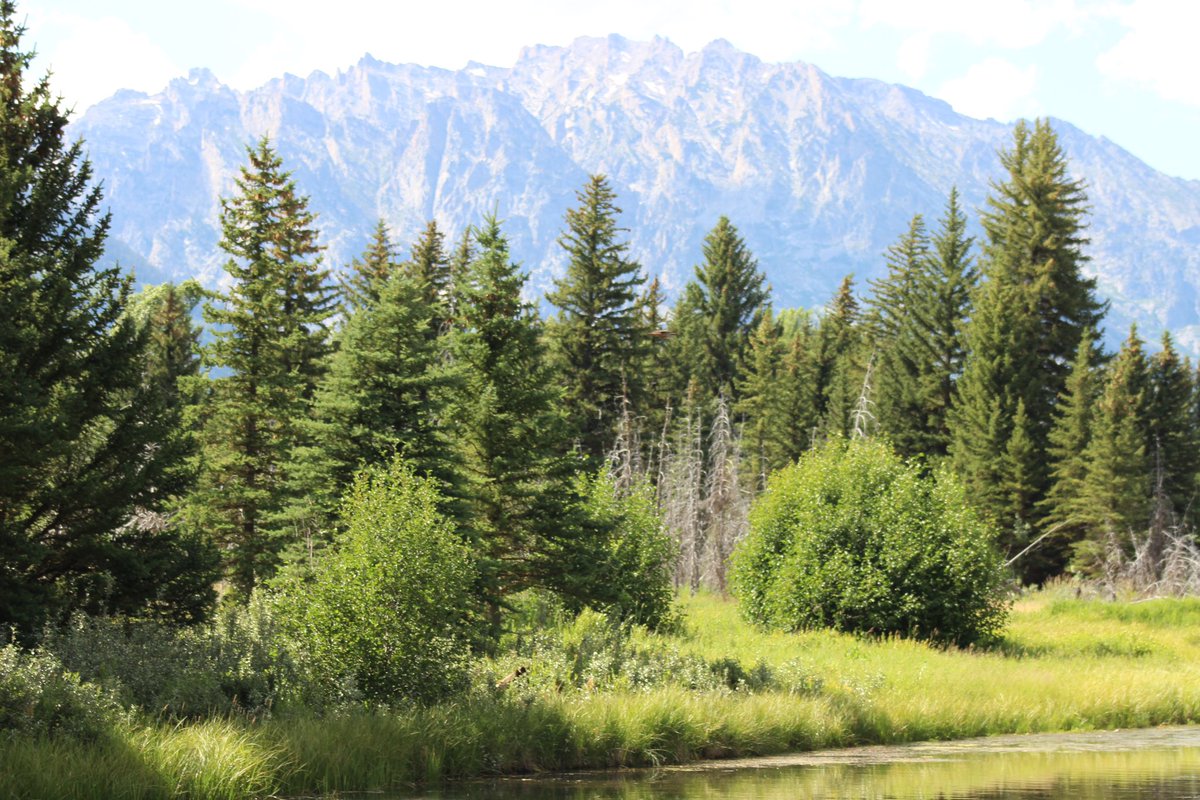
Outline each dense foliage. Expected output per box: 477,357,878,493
731,439,1009,646
275,460,476,704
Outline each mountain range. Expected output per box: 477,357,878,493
71,34,1200,351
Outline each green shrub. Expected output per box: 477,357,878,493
0,644,122,740
730,438,1008,646
569,471,677,629
43,594,302,719
275,459,476,705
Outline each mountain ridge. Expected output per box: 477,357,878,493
71,35,1200,350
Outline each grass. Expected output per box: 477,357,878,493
3,591,1199,799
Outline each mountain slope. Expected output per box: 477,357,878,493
72,35,1200,350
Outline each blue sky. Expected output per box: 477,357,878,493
26,0,1200,181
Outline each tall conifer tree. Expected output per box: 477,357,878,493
950,119,1106,576
0,6,203,632
1040,329,1100,573
815,276,864,438
452,214,593,622
186,138,335,599
546,175,647,462
1073,327,1150,572
668,217,769,406
1148,332,1198,520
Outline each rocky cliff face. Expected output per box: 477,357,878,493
73,35,1200,349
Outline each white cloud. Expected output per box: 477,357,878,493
896,33,932,79
859,0,1087,49
27,11,180,111
936,57,1039,121
1097,0,1200,107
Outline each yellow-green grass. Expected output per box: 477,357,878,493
3,592,1198,800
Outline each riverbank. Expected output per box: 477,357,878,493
4,592,1199,799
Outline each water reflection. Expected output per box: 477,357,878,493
393,727,1200,800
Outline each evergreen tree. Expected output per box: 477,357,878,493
735,309,786,489
1148,332,1198,520
635,275,671,441
1039,329,1100,574
288,237,462,556
815,276,865,438
452,214,594,623
406,219,452,337
186,138,336,600
668,217,769,405
341,219,398,313
446,227,474,326
546,175,647,462
950,119,1106,576
1073,327,1151,572
868,215,930,455
0,6,206,633
775,316,821,462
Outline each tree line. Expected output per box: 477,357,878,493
3,0,1197,638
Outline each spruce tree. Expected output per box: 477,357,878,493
406,219,452,337
775,316,821,462
868,215,930,455
1040,329,1100,573
546,175,647,462
815,276,865,438
668,217,769,405
1073,327,1151,572
1148,332,1198,520
294,230,462,538
735,309,786,489
0,6,205,633
186,138,335,600
950,119,1106,576
451,214,594,623
341,219,398,313
909,190,976,457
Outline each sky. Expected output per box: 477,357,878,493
24,0,1200,181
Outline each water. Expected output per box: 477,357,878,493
385,727,1200,799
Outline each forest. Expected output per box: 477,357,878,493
4,0,1200,794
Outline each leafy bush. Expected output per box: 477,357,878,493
0,644,122,740
43,594,304,718
484,606,774,697
275,459,476,704
567,471,677,629
730,438,1008,646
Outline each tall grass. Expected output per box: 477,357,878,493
3,592,1198,799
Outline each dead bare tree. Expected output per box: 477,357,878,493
701,396,750,592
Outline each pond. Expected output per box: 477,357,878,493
380,726,1200,799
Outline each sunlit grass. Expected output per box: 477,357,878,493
3,591,1198,799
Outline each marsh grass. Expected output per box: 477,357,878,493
3,591,1198,799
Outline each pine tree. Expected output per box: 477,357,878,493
341,219,398,313
735,309,786,490
288,240,463,557
1073,327,1150,572
546,175,647,462
1040,329,1100,573
815,276,864,438
950,119,1106,576
186,138,336,600
868,215,930,455
669,217,769,405
0,6,207,633
451,214,594,623
775,316,821,462
406,219,452,337
1148,332,1198,521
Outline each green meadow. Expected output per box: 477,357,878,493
4,591,1198,800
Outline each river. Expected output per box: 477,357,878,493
379,726,1200,799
